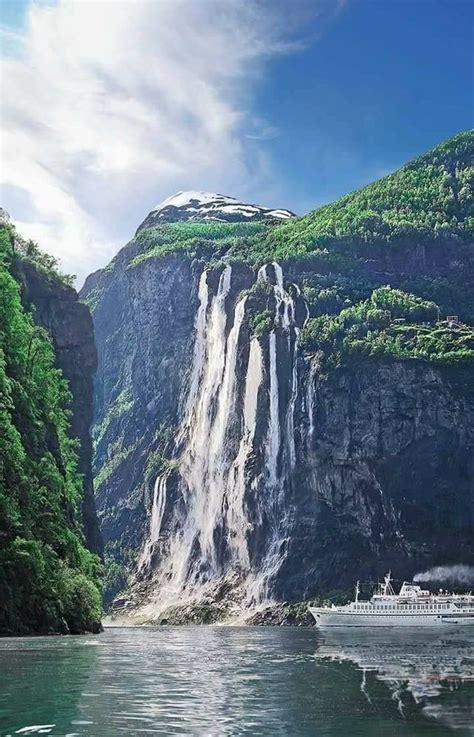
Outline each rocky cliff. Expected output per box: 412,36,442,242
16,260,102,555
0,219,102,634
281,360,474,601
82,131,474,620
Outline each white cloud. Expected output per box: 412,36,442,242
1,0,303,285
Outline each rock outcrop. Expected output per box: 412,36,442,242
16,260,102,555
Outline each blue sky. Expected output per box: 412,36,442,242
0,0,472,283
256,0,473,212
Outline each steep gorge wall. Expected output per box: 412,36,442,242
16,260,102,554
82,251,199,598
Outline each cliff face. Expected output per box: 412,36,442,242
283,360,474,600
0,218,102,634
17,260,102,555
83,255,473,619
82,250,198,600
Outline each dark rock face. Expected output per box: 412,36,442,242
282,360,474,600
81,252,199,601
16,261,102,555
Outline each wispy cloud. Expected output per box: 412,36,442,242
0,0,333,284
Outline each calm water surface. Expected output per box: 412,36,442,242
0,626,472,736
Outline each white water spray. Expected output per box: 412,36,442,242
138,473,168,569
139,261,305,617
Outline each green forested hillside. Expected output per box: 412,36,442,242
128,130,473,269
261,129,473,258
300,286,474,366
115,130,474,368
0,223,101,635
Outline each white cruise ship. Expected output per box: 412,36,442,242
309,572,474,628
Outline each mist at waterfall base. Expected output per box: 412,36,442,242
414,565,474,586
136,262,306,621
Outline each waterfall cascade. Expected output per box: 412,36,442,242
139,262,306,617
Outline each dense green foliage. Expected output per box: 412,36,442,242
250,309,274,339
130,220,270,268
6,220,76,287
260,130,473,261
0,224,102,634
301,287,474,366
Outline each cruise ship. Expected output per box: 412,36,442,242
309,573,474,628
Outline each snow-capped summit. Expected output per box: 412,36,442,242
137,190,295,231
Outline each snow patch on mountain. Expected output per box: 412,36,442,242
137,191,295,231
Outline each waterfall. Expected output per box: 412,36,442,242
246,262,301,605
226,337,263,567
286,329,299,469
267,331,280,485
181,269,210,422
150,474,167,544
306,359,317,440
138,473,168,570
139,261,306,617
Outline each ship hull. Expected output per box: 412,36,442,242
308,608,474,628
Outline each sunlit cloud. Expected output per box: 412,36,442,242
0,0,334,284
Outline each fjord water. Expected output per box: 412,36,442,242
0,628,472,736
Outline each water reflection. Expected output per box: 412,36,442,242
0,627,472,736
314,628,474,733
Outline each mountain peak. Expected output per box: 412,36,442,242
137,190,295,231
